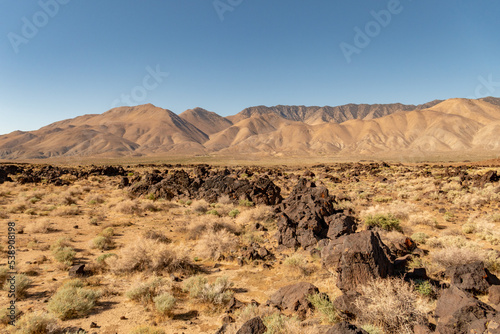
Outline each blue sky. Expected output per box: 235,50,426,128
1,0,499,135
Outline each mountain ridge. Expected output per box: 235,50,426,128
1,97,500,160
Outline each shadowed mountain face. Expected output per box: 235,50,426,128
1,98,500,160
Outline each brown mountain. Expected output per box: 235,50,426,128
226,100,443,125
179,108,233,135
1,98,500,160
0,104,208,159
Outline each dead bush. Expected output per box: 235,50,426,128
110,237,194,274
354,278,432,334
196,229,238,260
235,205,274,226
25,219,53,233
115,199,142,215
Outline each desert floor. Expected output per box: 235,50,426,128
1,162,500,334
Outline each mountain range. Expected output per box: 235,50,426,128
1,97,500,160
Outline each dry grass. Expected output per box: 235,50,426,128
354,278,432,334
13,311,59,334
408,211,437,228
115,199,142,215
188,215,239,240
110,237,194,274
196,229,238,260
24,219,53,233
235,205,274,225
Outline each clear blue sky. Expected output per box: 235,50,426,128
1,0,499,135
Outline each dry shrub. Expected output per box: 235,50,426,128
115,199,142,215
408,212,437,228
183,275,233,306
143,230,171,244
142,202,159,212
25,219,53,233
0,210,9,219
47,279,101,320
8,200,27,213
126,276,171,304
196,229,238,260
235,205,274,225
361,201,417,221
218,194,233,205
190,199,209,214
428,234,500,272
3,274,32,300
86,193,105,205
60,190,78,206
283,253,315,276
110,237,194,274
51,205,81,216
14,311,59,334
432,247,484,267
354,278,432,334
188,215,238,240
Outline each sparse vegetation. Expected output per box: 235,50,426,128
364,213,401,231
307,293,338,323
183,275,234,306
13,311,59,334
354,278,432,334
48,279,101,320
110,237,194,274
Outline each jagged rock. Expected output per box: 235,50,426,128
68,264,85,277
325,321,368,334
0,168,11,184
321,231,394,292
489,285,500,306
333,291,361,320
276,178,354,249
266,282,319,319
242,243,273,261
236,317,267,334
385,235,416,257
129,169,282,205
435,286,497,334
327,215,357,240
445,261,500,294
119,177,130,188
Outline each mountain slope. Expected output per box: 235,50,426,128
1,98,500,160
179,108,233,135
0,104,208,159
226,100,443,125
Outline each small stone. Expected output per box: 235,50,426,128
69,264,85,277
90,322,99,328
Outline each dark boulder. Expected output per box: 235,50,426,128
266,282,319,319
333,291,361,320
68,264,85,277
445,261,500,294
321,231,394,292
236,317,267,334
435,286,497,334
327,214,357,239
325,321,368,334
242,243,273,262
276,178,355,249
489,285,500,306
0,168,11,184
